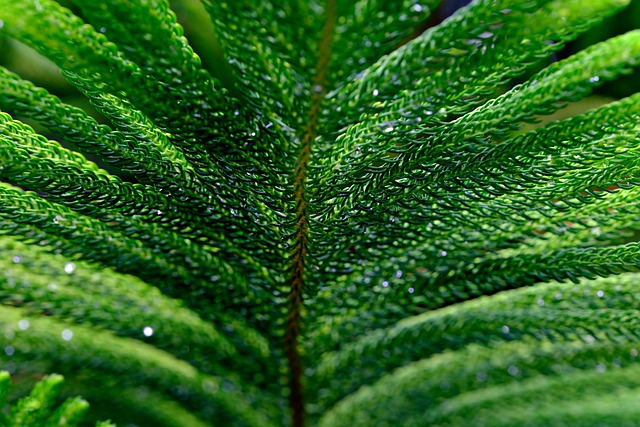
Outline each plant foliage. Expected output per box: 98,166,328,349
0,371,114,427
0,0,639,425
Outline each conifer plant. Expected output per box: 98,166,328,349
0,0,640,425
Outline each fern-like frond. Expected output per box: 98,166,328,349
327,0,436,84
319,337,640,426
316,0,630,225
0,0,287,252
1,0,640,425
317,275,640,426
0,304,275,426
0,236,269,380
0,371,115,426
312,275,640,408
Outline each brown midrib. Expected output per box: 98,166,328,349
285,1,337,427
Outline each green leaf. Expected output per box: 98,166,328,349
0,305,275,427
0,372,110,426
0,0,639,425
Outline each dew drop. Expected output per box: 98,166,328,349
143,326,154,337
64,263,76,274
372,89,379,96
408,287,415,294
18,320,29,331
4,346,14,356
589,76,600,83
507,365,519,376
597,290,604,298
411,4,423,12
12,256,20,263
502,325,510,333
61,329,73,341
202,380,219,394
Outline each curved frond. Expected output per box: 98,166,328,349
0,0,639,425
311,274,640,409
0,371,114,427
0,305,276,427
318,336,640,426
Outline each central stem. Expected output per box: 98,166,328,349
285,1,336,426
